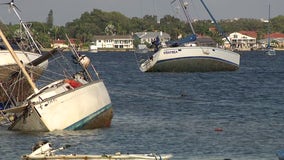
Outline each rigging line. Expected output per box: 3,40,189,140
37,68,65,80
34,52,76,86
25,55,66,86
90,64,100,80
0,83,16,107
0,110,12,125
267,3,271,47
170,1,182,19
15,74,25,102
35,68,69,85
11,72,25,94
65,34,93,81
170,0,195,34
179,0,195,34
3,5,40,55
188,0,199,19
0,17,33,62
56,50,76,77
24,67,46,84
9,3,42,54
3,72,25,104
1,64,22,74
133,51,142,69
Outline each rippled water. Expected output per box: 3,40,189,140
1,51,284,160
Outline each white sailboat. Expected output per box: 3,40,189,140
265,4,276,56
0,30,113,131
140,46,240,72
21,141,173,160
0,0,48,103
139,0,240,72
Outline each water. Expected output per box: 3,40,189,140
1,51,284,160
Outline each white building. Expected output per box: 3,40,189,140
93,35,134,49
259,32,284,48
51,39,75,48
223,31,257,49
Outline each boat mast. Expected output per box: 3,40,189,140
65,34,93,81
199,0,232,46
179,0,196,34
267,4,271,48
7,1,42,54
171,0,196,34
0,29,38,93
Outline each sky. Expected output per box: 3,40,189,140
0,0,283,26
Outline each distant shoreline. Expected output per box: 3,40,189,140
234,48,284,51
41,47,284,52
41,47,135,52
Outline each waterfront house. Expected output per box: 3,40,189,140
92,35,134,49
51,39,77,48
223,31,257,50
259,32,284,48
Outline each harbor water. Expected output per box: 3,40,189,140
1,51,284,160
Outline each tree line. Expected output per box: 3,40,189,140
1,8,284,48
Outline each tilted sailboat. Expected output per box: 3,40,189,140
265,4,276,56
139,0,240,72
0,30,113,131
0,0,48,104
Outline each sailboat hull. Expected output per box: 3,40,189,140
140,46,240,72
9,80,113,131
0,50,48,102
0,50,47,80
266,48,276,56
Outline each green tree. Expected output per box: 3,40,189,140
46,10,54,28
159,15,186,39
271,15,284,33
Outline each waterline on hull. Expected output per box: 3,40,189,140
65,104,113,130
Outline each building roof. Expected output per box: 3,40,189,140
53,39,76,44
264,32,284,39
93,35,133,40
239,31,258,38
259,38,284,43
228,32,256,40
